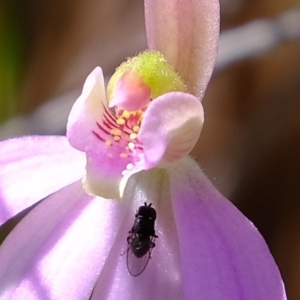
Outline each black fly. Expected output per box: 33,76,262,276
126,202,158,276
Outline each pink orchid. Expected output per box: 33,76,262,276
0,0,286,299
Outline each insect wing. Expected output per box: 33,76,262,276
126,246,151,277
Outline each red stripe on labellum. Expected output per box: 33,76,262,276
96,122,110,135
92,130,106,142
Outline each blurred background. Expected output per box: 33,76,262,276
0,0,300,298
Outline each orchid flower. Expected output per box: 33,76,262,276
0,0,286,299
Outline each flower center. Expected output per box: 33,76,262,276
92,105,144,165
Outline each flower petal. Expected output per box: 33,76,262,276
66,67,144,199
0,181,128,300
139,92,203,169
144,0,220,99
92,168,183,299
167,157,287,300
82,152,134,200
0,136,85,225
67,67,106,151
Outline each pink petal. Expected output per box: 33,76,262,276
92,169,183,299
0,136,85,225
139,92,203,169
144,0,220,99
0,181,128,300
67,67,106,151
66,67,142,199
82,150,134,200
168,157,286,300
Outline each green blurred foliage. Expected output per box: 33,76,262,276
0,1,24,123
